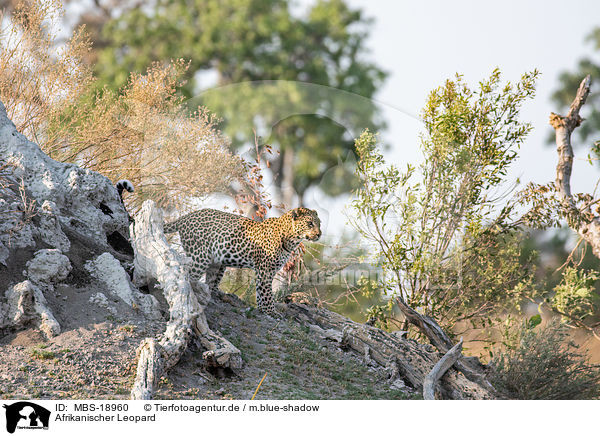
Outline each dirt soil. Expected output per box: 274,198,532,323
0,284,414,400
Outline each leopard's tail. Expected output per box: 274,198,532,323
115,179,134,199
115,179,134,224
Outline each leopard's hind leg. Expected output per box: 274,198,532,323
206,264,226,294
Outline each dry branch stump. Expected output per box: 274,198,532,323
423,338,464,400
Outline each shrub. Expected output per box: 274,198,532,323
351,70,539,333
490,321,600,399
57,59,247,211
548,267,600,324
0,0,93,151
0,0,247,212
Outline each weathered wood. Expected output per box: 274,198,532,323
395,297,454,351
423,337,463,400
394,297,493,391
551,75,591,205
284,302,498,399
129,200,241,400
550,75,600,258
130,339,162,400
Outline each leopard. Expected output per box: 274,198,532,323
163,207,321,316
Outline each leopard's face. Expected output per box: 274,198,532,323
290,207,322,241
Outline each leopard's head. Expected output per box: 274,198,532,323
290,207,322,241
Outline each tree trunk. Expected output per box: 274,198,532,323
550,75,600,258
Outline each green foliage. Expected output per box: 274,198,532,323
547,267,600,323
441,230,537,333
526,314,542,330
92,0,387,205
490,321,600,399
30,346,56,360
364,300,396,330
516,227,600,330
95,0,385,96
351,70,539,332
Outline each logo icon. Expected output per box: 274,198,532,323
3,402,50,433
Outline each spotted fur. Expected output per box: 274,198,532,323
164,207,321,316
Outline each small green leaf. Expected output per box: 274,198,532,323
527,314,542,330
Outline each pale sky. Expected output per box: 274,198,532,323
345,0,600,187
303,0,600,235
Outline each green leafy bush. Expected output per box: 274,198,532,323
351,70,539,333
549,267,600,323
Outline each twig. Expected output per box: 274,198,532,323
251,372,268,400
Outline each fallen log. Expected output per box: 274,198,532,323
129,200,242,400
284,302,498,399
394,297,495,390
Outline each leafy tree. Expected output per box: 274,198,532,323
351,69,539,334
91,0,386,206
551,27,600,145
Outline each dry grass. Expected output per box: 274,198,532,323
0,0,93,147
490,322,600,399
0,0,247,212
60,59,246,211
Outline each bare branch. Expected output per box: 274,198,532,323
394,297,496,390
552,75,591,204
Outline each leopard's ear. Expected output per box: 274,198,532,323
291,209,299,219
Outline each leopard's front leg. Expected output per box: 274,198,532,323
255,269,281,318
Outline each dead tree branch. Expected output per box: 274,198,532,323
423,337,464,400
284,303,498,399
394,297,494,389
550,75,600,258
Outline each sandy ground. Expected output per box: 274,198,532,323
0,277,413,400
